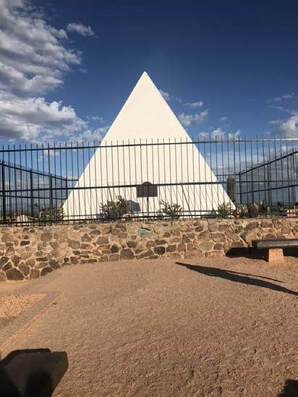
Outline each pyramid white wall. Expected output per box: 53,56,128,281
63,72,233,219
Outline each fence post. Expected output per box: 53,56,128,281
1,163,6,223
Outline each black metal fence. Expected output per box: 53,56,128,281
0,138,297,224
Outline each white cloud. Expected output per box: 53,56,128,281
178,110,208,127
184,101,204,108
71,126,110,143
0,94,86,141
91,116,104,122
0,0,80,97
159,89,170,101
273,93,295,102
268,119,283,125
0,0,98,142
67,23,95,37
220,116,228,122
199,127,240,141
159,89,181,103
274,115,298,138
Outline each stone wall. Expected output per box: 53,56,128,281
0,218,297,281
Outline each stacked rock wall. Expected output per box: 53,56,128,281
0,218,297,281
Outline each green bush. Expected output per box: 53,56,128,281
217,202,233,218
233,204,248,218
39,206,64,221
248,203,259,218
99,196,132,221
159,200,182,219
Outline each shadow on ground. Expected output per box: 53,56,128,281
0,348,68,396
226,247,265,259
277,379,298,396
176,262,298,296
284,247,298,258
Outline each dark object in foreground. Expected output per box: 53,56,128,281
0,348,68,396
252,239,298,263
278,379,298,396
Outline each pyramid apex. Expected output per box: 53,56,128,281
103,72,190,142
139,71,151,80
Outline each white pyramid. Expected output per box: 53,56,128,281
63,72,233,219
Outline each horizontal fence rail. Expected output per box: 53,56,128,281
0,138,297,224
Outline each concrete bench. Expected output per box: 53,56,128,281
252,239,298,263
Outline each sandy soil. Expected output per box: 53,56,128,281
0,256,297,396
0,294,44,329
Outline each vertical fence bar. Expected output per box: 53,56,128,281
255,136,260,204
116,139,120,199
274,138,278,205
232,138,236,205
88,142,92,218
292,150,296,204
174,138,178,212
128,139,132,208
261,139,266,204
82,141,87,218
18,145,23,217
30,170,34,219
192,138,196,216
7,146,12,219
122,139,127,215
162,138,166,206
2,161,6,223
238,139,242,204
197,139,202,214
24,144,28,220
30,144,34,222
70,141,74,219
215,138,219,207
204,139,207,213
94,140,99,218
53,142,57,215
285,140,290,206
13,144,17,218
76,141,81,219
221,137,224,206
244,138,248,203
250,139,254,203
151,139,156,215
47,144,53,221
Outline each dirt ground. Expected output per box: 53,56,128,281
0,294,44,329
0,256,297,396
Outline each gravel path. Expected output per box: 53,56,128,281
0,256,297,396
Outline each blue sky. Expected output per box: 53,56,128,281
1,0,298,144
